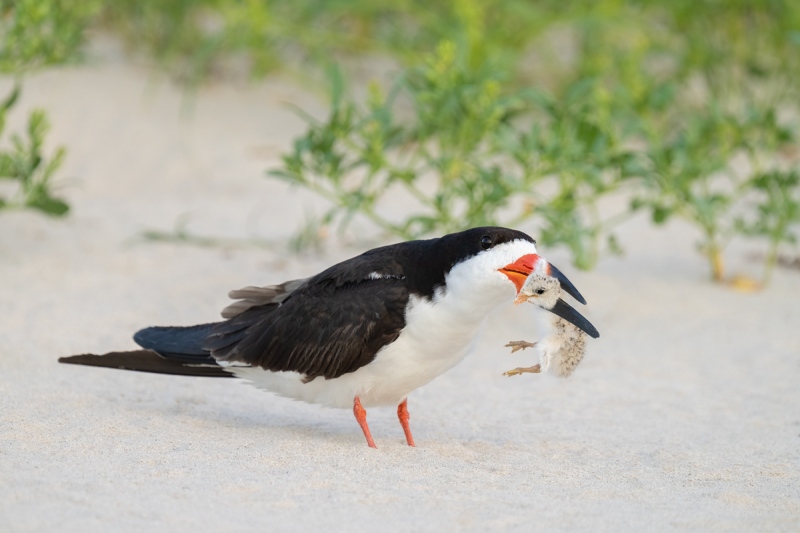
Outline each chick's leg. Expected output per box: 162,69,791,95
504,364,541,377
505,340,537,353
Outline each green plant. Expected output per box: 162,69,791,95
634,108,747,281
0,86,69,216
737,171,800,284
272,45,639,269
0,0,99,73
95,0,551,84
263,1,800,278
562,1,799,280
634,100,795,281
5,0,796,284
271,47,526,240
516,78,645,269
0,0,99,218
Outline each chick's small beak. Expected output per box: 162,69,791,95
499,254,539,293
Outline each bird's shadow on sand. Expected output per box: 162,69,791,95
114,383,423,450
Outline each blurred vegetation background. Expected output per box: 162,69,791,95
1,0,799,284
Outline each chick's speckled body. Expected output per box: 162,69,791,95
504,271,588,378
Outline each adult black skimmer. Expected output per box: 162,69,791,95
504,256,599,378
60,227,596,448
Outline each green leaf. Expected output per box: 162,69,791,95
0,85,20,112
326,63,345,111
26,193,70,217
652,205,672,225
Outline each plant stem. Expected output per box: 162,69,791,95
709,239,725,281
763,240,779,286
762,219,788,286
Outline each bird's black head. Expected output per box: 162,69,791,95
438,227,537,260
402,227,538,299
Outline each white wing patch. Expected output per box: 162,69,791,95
366,272,405,281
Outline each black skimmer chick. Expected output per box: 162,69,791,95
60,227,592,448
504,256,599,378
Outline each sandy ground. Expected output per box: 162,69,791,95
1,43,799,532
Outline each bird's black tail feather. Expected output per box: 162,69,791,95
60,321,246,378
58,350,235,378
133,323,220,362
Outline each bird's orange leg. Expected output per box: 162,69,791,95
353,396,377,449
397,398,415,447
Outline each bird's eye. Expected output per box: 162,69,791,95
480,235,493,250
536,288,545,295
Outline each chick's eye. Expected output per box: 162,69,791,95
536,288,545,295
480,235,493,250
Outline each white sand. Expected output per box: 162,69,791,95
1,44,798,532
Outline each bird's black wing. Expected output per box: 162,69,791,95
204,277,410,381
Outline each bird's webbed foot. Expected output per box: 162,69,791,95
504,340,537,353
503,364,541,377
